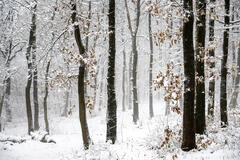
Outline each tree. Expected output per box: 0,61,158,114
106,0,117,144
43,60,50,134
148,11,154,118
124,0,141,124
220,0,230,127
195,0,206,134
208,0,216,118
229,46,240,108
181,0,196,151
71,0,91,149
25,3,37,135
32,3,39,131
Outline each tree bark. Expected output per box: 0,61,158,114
43,60,50,134
229,47,240,108
128,51,133,110
148,11,154,118
31,6,39,130
106,0,117,144
122,49,126,112
25,4,37,135
124,0,141,123
195,0,206,134
220,0,230,127
71,0,91,149
208,0,216,118
181,0,196,151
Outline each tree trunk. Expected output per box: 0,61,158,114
220,0,230,127
128,51,133,110
25,4,37,135
32,12,39,130
181,0,196,151
229,47,240,108
132,36,139,123
71,0,91,149
4,61,12,122
208,0,216,118
43,60,50,134
0,93,5,132
195,0,206,134
148,11,154,118
122,49,126,112
106,0,117,144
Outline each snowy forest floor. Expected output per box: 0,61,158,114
0,102,240,160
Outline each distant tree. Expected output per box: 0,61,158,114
106,0,117,144
229,45,240,108
181,0,196,151
148,11,154,118
124,0,141,124
220,0,230,127
195,0,206,134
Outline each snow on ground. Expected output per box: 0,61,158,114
0,102,240,160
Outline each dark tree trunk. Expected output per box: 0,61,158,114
106,0,117,144
0,93,5,132
220,0,230,127
32,14,39,130
25,4,37,135
208,0,216,117
148,11,154,118
71,0,91,150
98,67,104,111
132,36,139,123
229,47,240,108
195,0,206,134
122,49,126,112
43,61,50,134
181,0,196,151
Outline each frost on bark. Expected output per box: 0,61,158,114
43,60,50,134
220,0,230,127
229,47,240,108
25,4,37,135
71,0,91,149
106,0,117,144
195,0,206,134
208,0,216,118
181,0,196,151
148,11,154,118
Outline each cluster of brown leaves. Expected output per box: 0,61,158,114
153,62,183,114
196,136,213,151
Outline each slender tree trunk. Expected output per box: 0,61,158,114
25,4,37,135
84,1,91,98
181,0,196,151
208,0,216,117
71,0,91,149
220,0,230,127
132,36,139,123
43,61,50,134
32,13,39,130
231,6,236,86
4,61,12,122
128,51,133,110
122,49,126,112
0,93,5,132
148,11,154,118
195,0,206,134
229,47,240,108
106,0,117,144
98,67,104,111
